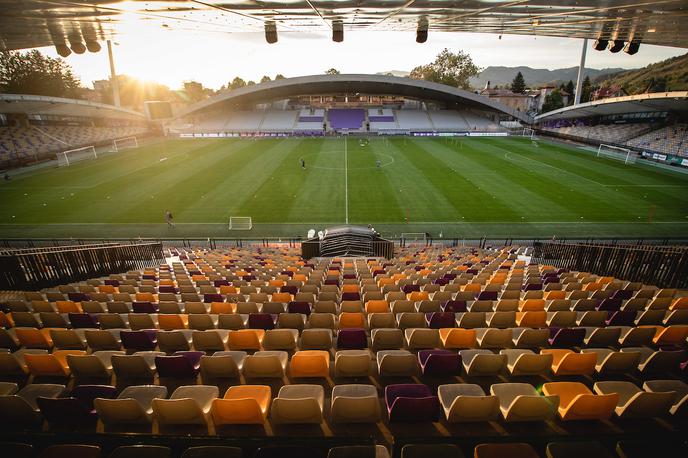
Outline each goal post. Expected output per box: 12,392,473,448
597,144,636,164
228,217,253,230
57,145,97,167
522,127,536,139
401,232,427,244
112,136,138,152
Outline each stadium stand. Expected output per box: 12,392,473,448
626,123,688,157
395,110,434,131
260,111,298,131
1,243,687,457
328,109,366,130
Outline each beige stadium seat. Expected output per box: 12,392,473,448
377,350,419,377
271,384,324,424
593,381,674,418
308,313,336,330
501,349,553,376
200,351,246,380
330,384,381,423
262,329,299,351
112,351,164,380
85,329,122,351
368,313,396,329
583,327,621,347
475,328,512,349
617,326,656,347
460,349,507,376
643,380,688,416
334,350,372,377
0,349,48,377
95,385,168,426
491,382,559,422
438,383,499,422
67,350,123,379
157,330,193,352
580,348,641,375
49,329,88,350
300,329,333,350
396,312,425,330
456,312,486,329
192,330,229,352
405,328,440,350
485,311,516,328
511,328,549,348
152,385,218,425
371,328,404,351
243,351,288,378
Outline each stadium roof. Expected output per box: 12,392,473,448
534,91,688,121
0,94,145,120
1,1,687,52
175,73,533,123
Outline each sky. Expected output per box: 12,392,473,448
38,28,687,90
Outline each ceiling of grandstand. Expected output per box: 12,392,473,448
174,73,532,123
0,1,687,52
0,94,145,119
534,91,688,121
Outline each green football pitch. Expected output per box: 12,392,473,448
1,135,687,239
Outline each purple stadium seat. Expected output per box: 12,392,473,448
104,280,120,287
341,292,361,301
72,384,118,410
402,285,421,294
248,313,277,330
523,283,543,291
120,329,158,351
158,286,178,294
477,291,498,301
606,310,636,326
426,312,455,329
280,271,294,278
548,327,585,347
68,292,90,302
324,279,340,286
242,275,256,281
133,302,158,313
37,385,116,428
372,270,385,277
68,313,99,329
213,280,230,287
281,285,299,296
443,274,457,281
442,300,467,313
288,301,312,315
343,274,357,280
385,383,440,422
611,290,634,300
434,278,450,286
155,351,202,378
336,328,368,350
204,294,224,303
596,298,622,312
418,350,462,376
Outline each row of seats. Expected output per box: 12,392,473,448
3,346,686,383
12,441,678,458
2,378,685,431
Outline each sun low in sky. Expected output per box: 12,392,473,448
40,26,686,90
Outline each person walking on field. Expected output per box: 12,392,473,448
165,210,175,228
300,158,306,170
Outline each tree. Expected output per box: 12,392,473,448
260,75,271,83
246,80,256,86
409,48,480,90
581,76,592,103
541,89,564,113
228,77,246,90
511,71,526,93
275,74,286,80
325,68,340,75
0,50,81,98
564,80,575,105
183,81,207,103
650,76,667,92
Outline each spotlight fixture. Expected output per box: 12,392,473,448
593,39,608,51
69,37,86,54
55,44,71,57
264,21,277,44
609,40,625,53
416,17,428,43
86,40,101,53
624,40,640,55
332,20,343,42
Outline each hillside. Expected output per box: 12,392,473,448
594,53,688,94
469,66,626,89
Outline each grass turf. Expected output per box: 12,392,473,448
1,136,687,239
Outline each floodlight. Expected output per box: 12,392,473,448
593,39,608,51
265,21,277,44
333,20,343,42
86,41,101,53
55,44,71,57
416,17,428,43
609,40,625,53
624,41,640,55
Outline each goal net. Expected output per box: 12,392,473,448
522,127,536,139
228,217,253,230
597,144,636,164
57,145,97,167
401,232,427,244
112,136,138,152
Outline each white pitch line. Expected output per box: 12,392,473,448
344,136,349,224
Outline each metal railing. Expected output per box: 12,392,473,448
531,241,688,288
0,242,164,291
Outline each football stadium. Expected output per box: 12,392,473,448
1,1,688,458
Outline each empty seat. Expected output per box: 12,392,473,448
437,383,499,422
271,384,324,424
377,349,419,376
228,329,264,350
643,379,688,416
405,328,440,349
541,349,596,376
542,382,618,420
491,382,559,422
418,349,461,376
152,385,218,425
474,443,538,458
263,329,299,350
385,383,439,423
0,383,65,429
25,350,85,377
502,349,553,376
211,385,271,425
581,348,640,375
334,350,372,377
95,385,168,425
243,351,288,378
112,351,164,380
67,350,123,379
371,328,404,351
200,351,246,380
460,349,507,376
39,444,102,458
330,384,381,423
290,350,330,378
155,351,202,378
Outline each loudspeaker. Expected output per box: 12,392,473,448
624,41,640,55
593,39,608,51
609,40,625,53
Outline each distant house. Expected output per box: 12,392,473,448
479,81,538,114
592,85,627,101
